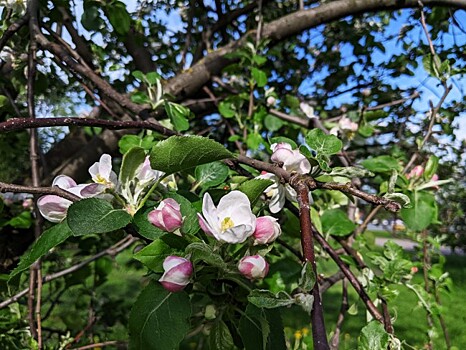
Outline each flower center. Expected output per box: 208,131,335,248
220,217,234,232
95,174,110,186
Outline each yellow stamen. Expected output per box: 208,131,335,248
220,217,234,232
294,330,303,340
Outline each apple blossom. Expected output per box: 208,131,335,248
197,191,256,244
238,255,269,280
300,102,315,119
120,156,164,213
338,117,358,132
37,175,105,223
159,256,193,292
89,154,118,189
258,172,297,213
270,143,311,174
407,165,424,179
148,198,183,233
253,216,282,245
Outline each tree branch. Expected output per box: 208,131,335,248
0,236,137,310
0,117,176,136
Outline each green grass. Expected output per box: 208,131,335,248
318,254,466,349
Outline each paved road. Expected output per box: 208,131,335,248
375,237,461,255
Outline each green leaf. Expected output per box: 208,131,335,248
209,320,234,350
150,136,232,174
310,207,322,234
384,193,411,208
129,281,191,350
422,54,441,79
132,71,145,81
7,211,32,229
107,2,131,35
67,198,132,236
131,91,151,104
269,137,297,149
424,155,439,179
185,242,226,269
361,155,400,173
358,124,375,138
9,222,72,279
218,101,236,118
81,6,101,31
400,191,437,231
145,72,161,85
195,162,229,189
264,114,284,132
251,67,267,87
0,95,9,108
358,321,389,350
253,54,267,66
305,128,342,155
247,133,263,150
133,207,166,240
119,147,146,185
321,209,356,236
239,304,286,350
119,135,156,154
248,290,295,309
238,179,273,205
133,239,172,272
298,262,316,292
165,102,190,132
166,193,200,235
328,166,374,178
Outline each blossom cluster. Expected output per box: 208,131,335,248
38,154,163,222
151,190,281,292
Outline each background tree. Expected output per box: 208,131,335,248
1,0,466,349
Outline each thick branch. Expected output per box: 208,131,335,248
0,117,176,136
292,179,329,350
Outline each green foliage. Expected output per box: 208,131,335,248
67,198,132,236
401,191,438,231
239,304,286,350
129,281,191,350
9,222,72,279
238,179,274,205
149,136,233,174
194,162,229,189
321,209,356,236
358,321,389,350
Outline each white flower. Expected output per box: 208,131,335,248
270,143,311,174
37,175,104,222
120,156,164,214
198,191,256,244
300,102,315,119
88,154,118,189
258,172,297,214
338,117,358,132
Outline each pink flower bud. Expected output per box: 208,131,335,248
253,216,281,245
159,256,193,292
407,165,424,179
37,195,72,223
148,198,183,233
431,174,439,182
238,255,269,280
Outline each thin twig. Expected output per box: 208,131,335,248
69,341,125,350
0,236,137,309
0,181,81,202
330,279,348,350
0,14,29,51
